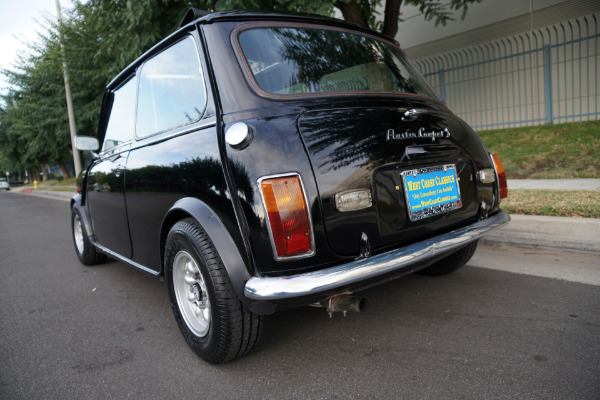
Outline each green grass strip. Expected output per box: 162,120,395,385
478,120,600,179
502,190,600,218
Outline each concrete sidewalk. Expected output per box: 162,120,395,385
508,178,600,190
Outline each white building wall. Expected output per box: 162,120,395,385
403,0,600,129
397,0,566,50
399,0,599,58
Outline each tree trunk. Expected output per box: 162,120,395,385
41,165,48,182
57,160,71,179
30,169,38,183
382,0,402,39
335,1,370,29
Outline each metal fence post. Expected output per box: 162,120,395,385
543,44,553,124
438,69,446,101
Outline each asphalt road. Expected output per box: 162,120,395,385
1,192,599,399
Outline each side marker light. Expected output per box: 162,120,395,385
492,154,508,199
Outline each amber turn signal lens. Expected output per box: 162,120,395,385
492,154,508,199
260,175,312,258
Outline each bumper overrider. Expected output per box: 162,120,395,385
245,210,510,301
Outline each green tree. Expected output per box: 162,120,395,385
0,103,28,173
1,34,73,178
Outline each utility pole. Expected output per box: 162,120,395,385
56,0,82,177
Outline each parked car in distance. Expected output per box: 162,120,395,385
71,8,509,363
0,178,10,191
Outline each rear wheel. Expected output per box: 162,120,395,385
71,207,105,265
419,240,479,276
165,218,262,364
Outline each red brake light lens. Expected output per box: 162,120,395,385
260,175,312,258
492,154,508,199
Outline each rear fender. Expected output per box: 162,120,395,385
160,197,252,307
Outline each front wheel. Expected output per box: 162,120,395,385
71,207,105,265
165,218,262,364
418,240,479,276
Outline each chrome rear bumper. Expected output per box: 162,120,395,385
244,211,510,301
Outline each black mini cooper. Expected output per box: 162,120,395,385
71,8,509,363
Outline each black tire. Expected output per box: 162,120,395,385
165,218,262,364
71,207,106,265
418,240,479,276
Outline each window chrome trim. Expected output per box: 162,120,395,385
257,172,316,261
245,210,510,301
97,141,132,158
130,119,216,151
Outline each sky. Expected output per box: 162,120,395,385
0,0,73,95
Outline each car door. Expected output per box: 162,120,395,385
125,34,218,272
86,76,137,258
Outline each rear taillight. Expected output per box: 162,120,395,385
259,174,313,259
492,154,508,199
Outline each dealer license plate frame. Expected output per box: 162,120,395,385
401,164,462,222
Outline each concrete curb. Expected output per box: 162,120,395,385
482,214,600,253
15,189,73,201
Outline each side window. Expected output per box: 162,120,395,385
136,36,207,138
103,77,137,152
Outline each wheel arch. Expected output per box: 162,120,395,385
160,197,252,306
71,194,95,241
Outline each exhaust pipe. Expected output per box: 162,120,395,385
323,295,369,317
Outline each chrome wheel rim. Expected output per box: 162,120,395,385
173,251,211,337
73,213,84,255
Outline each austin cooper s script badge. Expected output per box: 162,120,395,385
386,127,451,141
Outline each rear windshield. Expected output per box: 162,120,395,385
237,26,438,98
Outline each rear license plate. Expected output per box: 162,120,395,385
401,164,462,221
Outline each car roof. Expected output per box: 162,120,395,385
179,9,359,30
106,9,394,91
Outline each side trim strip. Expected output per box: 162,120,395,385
244,210,510,300
131,120,216,151
92,241,160,277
